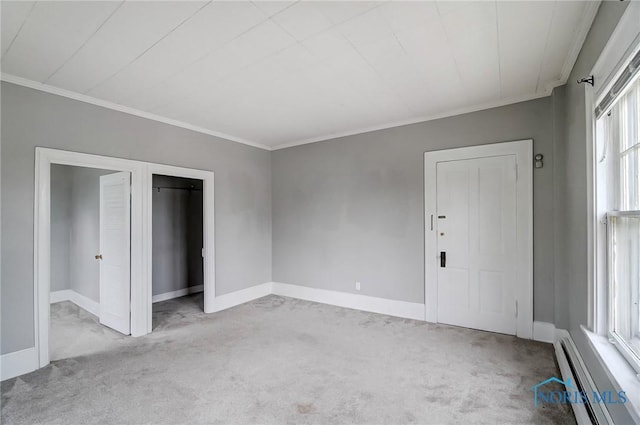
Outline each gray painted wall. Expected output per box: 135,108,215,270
69,166,115,302
273,96,556,323
50,165,72,293
556,2,632,423
152,174,204,296
1,82,272,354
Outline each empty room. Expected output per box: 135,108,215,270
1,1,639,424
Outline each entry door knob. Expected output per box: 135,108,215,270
95,254,103,260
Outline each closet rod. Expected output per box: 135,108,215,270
153,186,202,192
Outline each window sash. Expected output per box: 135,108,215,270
607,213,640,374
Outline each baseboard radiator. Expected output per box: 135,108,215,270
554,335,612,425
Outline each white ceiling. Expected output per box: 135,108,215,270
1,1,597,150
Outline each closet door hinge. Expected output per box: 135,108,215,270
515,300,518,318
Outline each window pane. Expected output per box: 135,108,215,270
611,215,640,357
620,78,639,151
620,148,639,210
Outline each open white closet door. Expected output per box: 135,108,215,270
99,171,131,335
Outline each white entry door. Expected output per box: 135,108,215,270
99,172,131,335
435,155,518,335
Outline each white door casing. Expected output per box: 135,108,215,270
425,140,533,339
99,172,131,335
436,155,517,335
34,147,216,370
145,162,216,325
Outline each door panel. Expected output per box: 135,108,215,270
436,155,517,335
99,171,131,335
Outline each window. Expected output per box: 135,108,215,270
599,74,640,371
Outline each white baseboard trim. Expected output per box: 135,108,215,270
50,289,100,317
1,347,38,381
211,282,272,312
152,284,204,303
533,321,556,343
50,289,73,304
271,282,426,321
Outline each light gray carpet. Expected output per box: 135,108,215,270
2,294,575,424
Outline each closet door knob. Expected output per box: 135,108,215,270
95,254,102,260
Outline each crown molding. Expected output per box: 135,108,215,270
557,1,601,89
0,73,273,151
272,90,552,150
3,68,573,153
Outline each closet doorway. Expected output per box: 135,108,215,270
144,163,215,334
35,149,216,368
49,164,131,361
151,174,204,328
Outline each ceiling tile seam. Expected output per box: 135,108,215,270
252,0,397,111
268,3,312,38
267,15,300,42
383,14,453,114
495,1,503,98
357,7,417,113
111,0,384,111
0,1,37,60
258,0,308,43
331,3,421,116
134,31,304,115
43,1,126,84
113,5,279,107
316,1,383,28
157,3,400,124
264,0,387,57
267,0,384,41
429,3,467,102
263,6,319,67
338,33,413,117
533,1,557,95
264,0,383,50
251,0,299,18
389,29,433,110
83,1,214,96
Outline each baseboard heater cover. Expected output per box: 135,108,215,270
555,334,613,425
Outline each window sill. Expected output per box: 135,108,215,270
582,326,640,422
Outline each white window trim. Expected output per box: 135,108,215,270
585,1,640,420
582,326,640,423
587,0,640,337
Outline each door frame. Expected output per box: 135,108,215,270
146,163,215,330
34,147,215,368
424,139,533,338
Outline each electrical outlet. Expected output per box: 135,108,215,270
355,281,361,291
